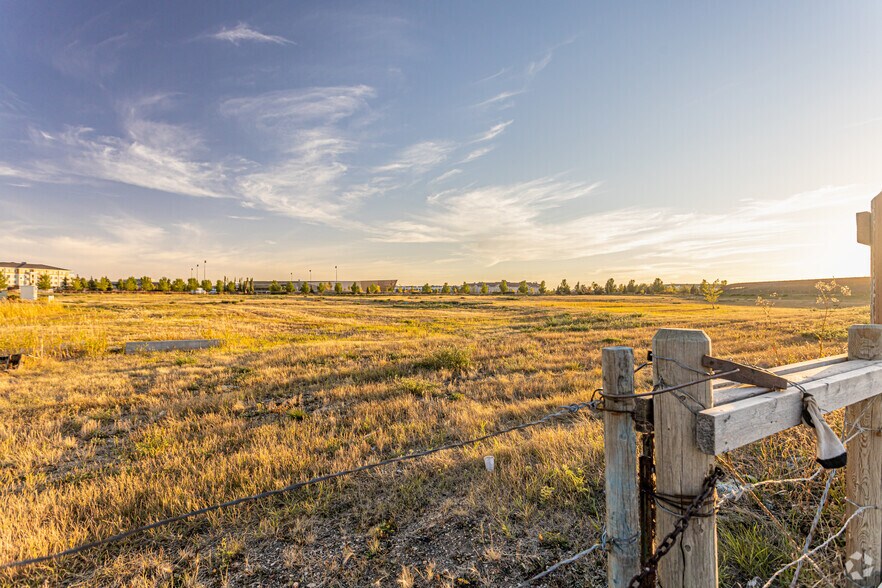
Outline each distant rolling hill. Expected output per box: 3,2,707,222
723,277,870,307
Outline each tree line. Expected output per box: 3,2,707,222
4,274,727,305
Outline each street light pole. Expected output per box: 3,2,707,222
204,260,207,282
309,269,312,283
335,265,338,283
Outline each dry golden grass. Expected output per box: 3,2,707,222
0,293,867,587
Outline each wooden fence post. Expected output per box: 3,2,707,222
602,346,641,587
845,326,882,586
652,329,717,587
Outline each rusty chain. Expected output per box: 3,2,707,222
627,466,724,588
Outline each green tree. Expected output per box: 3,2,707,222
96,277,112,292
335,282,343,294
269,280,282,293
368,283,380,294
300,281,311,294
626,279,637,294
499,280,509,294
538,280,547,295
285,281,295,294
187,278,199,292
70,276,84,292
141,276,154,292
480,282,488,294
226,281,236,293
87,277,98,291
518,280,528,294
215,279,224,294
61,276,69,290
556,279,570,295
351,282,361,294
200,279,212,292
461,282,471,294
422,283,432,294
317,281,327,294
157,277,171,292
171,278,186,292
650,278,664,294
116,278,126,291
441,282,450,294
0,272,8,289
699,279,724,309
604,278,616,294
124,277,138,292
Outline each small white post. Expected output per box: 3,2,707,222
846,325,882,586
602,346,641,586
653,329,717,588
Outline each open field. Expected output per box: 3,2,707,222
724,277,870,307
0,293,869,587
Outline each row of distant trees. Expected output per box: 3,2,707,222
47,276,255,294
552,277,727,296
6,274,726,303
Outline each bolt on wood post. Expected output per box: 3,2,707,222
652,329,718,588
602,346,641,587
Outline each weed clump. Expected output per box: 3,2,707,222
420,347,472,373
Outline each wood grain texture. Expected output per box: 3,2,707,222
602,347,641,587
696,359,882,455
653,329,717,588
845,325,882,586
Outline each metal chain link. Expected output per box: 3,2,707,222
627,466,724,588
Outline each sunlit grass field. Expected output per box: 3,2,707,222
0,293,868,587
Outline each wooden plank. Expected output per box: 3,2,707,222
696,359,882,455
602,347,641,587
637,356,849,441
858,210,872,246
653,329,717,588
124,339,222,354
714,356,859,406
701,355,789,390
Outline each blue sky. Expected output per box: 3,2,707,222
1,1,880,284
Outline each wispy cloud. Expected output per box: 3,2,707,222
473,90,524,110
430,168,463,184
472,38,575,110
371,181,863,268
473,120,513,143
374,141,455,174
220,86,373,132
460,146,494,164
208,23,294,46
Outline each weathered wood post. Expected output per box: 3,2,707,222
653,329,717,587
845,325,882,586
602,346,641,586
849,192,882,585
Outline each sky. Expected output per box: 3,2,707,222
1,1,881,284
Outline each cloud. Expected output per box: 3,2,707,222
52,32,132,80
220,86,374,131
208,23,294,46
473,120,513,143
473,90,524,109
430,169,463,184
373,141,455,174
370,181,863,268
460,146,494,164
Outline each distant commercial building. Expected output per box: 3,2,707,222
0,262,71,289
252,279,398,294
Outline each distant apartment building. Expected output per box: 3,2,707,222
0,262,71,289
